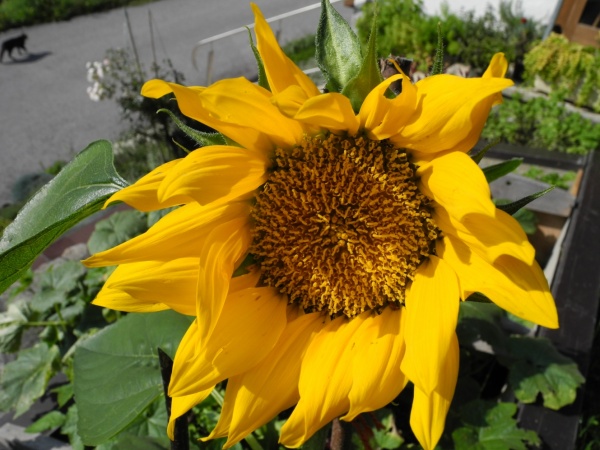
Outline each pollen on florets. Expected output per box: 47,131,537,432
251,133,440,318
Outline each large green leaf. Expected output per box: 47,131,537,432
452,400,540,450
0,140,128,295
0,342,60,417
73,310,193,445
316,0,362,92
506,336,584,410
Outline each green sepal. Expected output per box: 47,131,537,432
247,27,270,91
341,10,383,112
431,22,444,75
496,186,555,215
0,140,128,295
316,0,362,92
482,158,522,183
471,138,501,164
157,108,226,148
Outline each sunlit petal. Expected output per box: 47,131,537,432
159,145,269,207
410,334,459,450
402,256,459,395
251,3,320,98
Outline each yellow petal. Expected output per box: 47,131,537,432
142,78,303,150
418,151,495,220
169,287,288,397
159,145,268,207
196,214,252,343
167,388,213,439
92,286,169,313
105,160,190,211
83,201,250,266
410,333,459,450
251,3,320,98
93,258,199,315
484,52,509,78
207,310,326,448
434,206,535,265
271,84,311,118
294,93,360,135
401,256,459,395
390,71,512,153
280,314,365,447
439,235,557,328
342,307,408,421
360,73,417,140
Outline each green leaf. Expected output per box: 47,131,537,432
471,138,501,164
496,186,555,216
0,140,128,295
157,108,226,148
30,260,87,312
112,434,168,450
341,11,383,112
316,0,362,92
0,303,29,352
73,310,193,445
483,158,522,183
53,382,74,407
87,210,148,255
0,343,60,417
247,27,270,91
25,410,66,433
512,207,538,235
431,22,444,75
457,302,509,354
506,336,585,410
61,404,85,450
453,400,540,450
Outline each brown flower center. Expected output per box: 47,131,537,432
251,133,439,318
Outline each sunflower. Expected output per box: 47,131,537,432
83,3,558,449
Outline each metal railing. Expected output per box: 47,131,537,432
192,0,342,84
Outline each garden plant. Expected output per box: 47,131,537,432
0,1,588,449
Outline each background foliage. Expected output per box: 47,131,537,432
0,0,157,31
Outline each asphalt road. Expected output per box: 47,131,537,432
0,0,353,207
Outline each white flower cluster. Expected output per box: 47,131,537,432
85,59,110,102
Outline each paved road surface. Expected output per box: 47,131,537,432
0,0,353,207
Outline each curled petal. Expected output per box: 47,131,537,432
390,65,512,153
438,235,558,328
142,78,303,150
361,72,417,140
294,93,360,135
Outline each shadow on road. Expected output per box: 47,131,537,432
1,51,52,64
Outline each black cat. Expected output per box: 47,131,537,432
1,33,28,62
